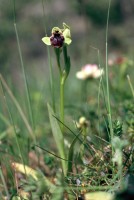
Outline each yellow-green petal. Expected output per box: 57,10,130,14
42,37,51,45
63,28,71,39
64,37,72,45
62,23,72,45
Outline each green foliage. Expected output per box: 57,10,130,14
113,120,123,137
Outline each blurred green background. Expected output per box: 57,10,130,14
0,0,134,74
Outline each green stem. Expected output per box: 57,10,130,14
54,48,62,75
54,45,70,132
54,48,67,132
106,0,113,145
47,46,56,112
63,45,71,78
60,74,65,132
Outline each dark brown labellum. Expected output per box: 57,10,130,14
50,32,64,48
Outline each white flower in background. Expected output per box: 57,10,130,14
76,64,103,80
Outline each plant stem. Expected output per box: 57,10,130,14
106,0,113,145
47,47,56,112
54,48,67,132
127,75,134,99
54,45,70,133
54,48,62,75
60,75,65,132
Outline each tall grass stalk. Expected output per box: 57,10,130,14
105,0,113,146
0,167,10,199
12,0,35,133
41,0,56,112
0,78,26,176
0,75,35,142
127,75,134,99
90,46,108,140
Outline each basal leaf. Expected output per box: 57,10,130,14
47,103,67,176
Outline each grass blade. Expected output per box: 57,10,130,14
127,75,134,99
12,0,35,131
0,74,35,142
67,132,81,174
0,167,10,199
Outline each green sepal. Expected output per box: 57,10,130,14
63,23,72,45
63,22,70,30
64,37,72,45
42,37,51,45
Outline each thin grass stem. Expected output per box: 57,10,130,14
105,0,113,145
0,113,10,126
12,0,35,132
0,75,35,142
41,0,47,34
41,0,56,111
60,76,65,132
127,75,134,99
0,79,27,176
0,167,10,199
14,23,35,131
7,109,26,175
